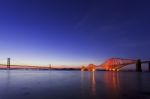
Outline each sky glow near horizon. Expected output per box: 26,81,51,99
0,0,150,67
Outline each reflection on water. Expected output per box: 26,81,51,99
104,72,120,99
0,70,150,99
81,72,96,96
6,70,10,92
80,72,84,94
91,72,96,96
81,71,120,97
81,72,120,98
104,72,120,91
80,71,150,99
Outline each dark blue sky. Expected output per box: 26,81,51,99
0,0,150,66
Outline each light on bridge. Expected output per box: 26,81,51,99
92,68,95,72
81,66,85,71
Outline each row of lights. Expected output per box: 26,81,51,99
81,68,95,72
108,69,120,71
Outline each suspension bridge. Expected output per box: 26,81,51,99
0,58,52,70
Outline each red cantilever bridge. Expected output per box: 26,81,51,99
96,58,150,72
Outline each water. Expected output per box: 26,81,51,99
0,70,150,99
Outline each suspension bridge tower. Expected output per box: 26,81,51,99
49,64,51,70
7,58,10,69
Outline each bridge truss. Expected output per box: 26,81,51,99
97,58,137,71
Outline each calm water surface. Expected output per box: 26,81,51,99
0,70,150,99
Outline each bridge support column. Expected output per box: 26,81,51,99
7,58,10,69
136,59,142,72
49,64,51,70
148,62,150,72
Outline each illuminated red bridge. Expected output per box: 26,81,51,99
96,58,150,72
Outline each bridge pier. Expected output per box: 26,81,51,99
148,62,150,72
136,59,142,72
49,64,51,70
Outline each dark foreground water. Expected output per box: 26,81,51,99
0,70,150,99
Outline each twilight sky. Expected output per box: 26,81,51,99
0,0,150,66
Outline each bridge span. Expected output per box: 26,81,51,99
95,58,150,72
